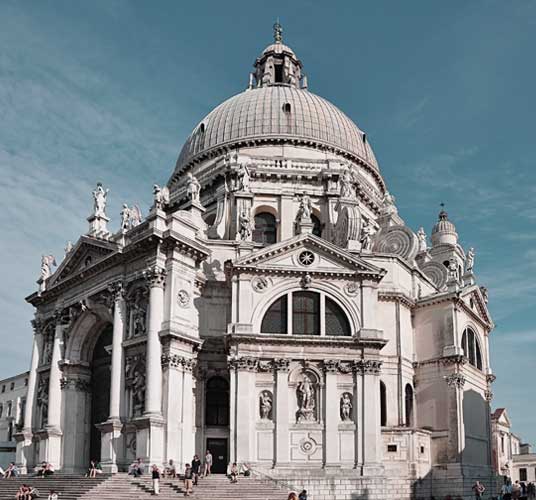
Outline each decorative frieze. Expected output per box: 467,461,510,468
441,355,467,367
60,377,91,393
445,373,466,388
273,358,290,372
354,359,383,375
228,356,258,372
323,359,339,373
161,353,195,372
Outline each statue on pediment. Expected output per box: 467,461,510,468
40,255,57,281
466,247,475,273
187,172,201,203
92,182,109,218
153,184,170,210
297,193,313,222
417,227,428,253
360,220,375,251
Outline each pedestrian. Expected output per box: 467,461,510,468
528,482,536,500
512,481,521,500
152,464,160,495
288,493,299,500
204,449,213,476
502,480,513,500
184,463,193,497
47,490,58,500
191,455,201,485
229,462,238,483
472,481,485,499
299,489,308,500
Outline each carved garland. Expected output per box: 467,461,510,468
161,353,196,372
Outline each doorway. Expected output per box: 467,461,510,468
89,326,112,462
206,438,228,473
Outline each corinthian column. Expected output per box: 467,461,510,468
109,282,125,420
144,266,167,416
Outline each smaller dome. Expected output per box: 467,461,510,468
262,42,296,57
431,208,458,246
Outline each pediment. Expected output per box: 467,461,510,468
49,236,117,286
232,234,385,280
460,285,493,327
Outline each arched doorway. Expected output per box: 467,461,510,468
89,326,112,462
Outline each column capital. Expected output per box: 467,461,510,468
31,318,43,335
144,266,167,288
322,359,339,374
445,373,466,389
354,359,382,375
161,353,195,372
108,280,126,301
274,358,290,373
60,377,91,393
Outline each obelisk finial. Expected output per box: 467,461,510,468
273,19,283,43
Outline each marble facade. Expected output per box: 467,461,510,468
16,25,498,499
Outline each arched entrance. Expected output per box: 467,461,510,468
89,325,112,462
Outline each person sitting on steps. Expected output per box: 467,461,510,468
47,490,58,500
229,462,239,483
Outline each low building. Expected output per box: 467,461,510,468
512,445,536,484
491,408,521,477
0,372,28,466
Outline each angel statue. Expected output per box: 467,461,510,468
466,247,476,273
130,205,142,227
92,182,109,218
153,184,170,210
121,204,142,231
187,172,201,203
40,255,57,280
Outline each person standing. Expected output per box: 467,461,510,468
204,449,213,476
472,480,485,499
191,455,202,485
184,463,193,497
299,490,308,500
151,464,160,496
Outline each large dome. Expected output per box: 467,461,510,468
174,86,378,174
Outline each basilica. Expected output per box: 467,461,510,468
17,25,497,499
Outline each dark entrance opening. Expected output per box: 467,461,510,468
89,325,112,462
206,438,228,474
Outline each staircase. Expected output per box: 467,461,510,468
0,474,107,499
0,473,286,499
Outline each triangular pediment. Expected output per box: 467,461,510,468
460,285,493,327
232,234,385,280
49,236,117,286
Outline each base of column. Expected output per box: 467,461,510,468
132,414,165,465
35,426,63,469
96,418,124,473
14,429,34,474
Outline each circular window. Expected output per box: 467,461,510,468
298,251,315,266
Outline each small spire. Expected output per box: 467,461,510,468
273,19,283,43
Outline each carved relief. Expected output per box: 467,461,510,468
259,390,273,420
340,392,353,422
126,355,146,417
344,282,359,297
251,276,271,293
177,289,191,308
36,376,49,428
127,286,148,339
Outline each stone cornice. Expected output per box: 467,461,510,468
226,332,387,351
378,291,415,309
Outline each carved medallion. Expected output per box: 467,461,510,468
298,250,315,266
251,276,271,293
299,437,317,456
344,282,359,297
177,289,190,308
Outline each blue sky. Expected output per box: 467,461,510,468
0,1,534,444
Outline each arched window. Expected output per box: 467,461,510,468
311,214,322,238
261,295,288,334
253,212,277,245
461,328,483,370
405,384,414,427
260,292,351,336
205,377,229,427
380,381,387,427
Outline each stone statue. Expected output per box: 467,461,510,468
36,378,49,428
237,208,252,241
121,204,142,231
297,193,313,222
260,391,272,420
448,257,459,282
130,289,147,338
92,182,109,218
153,184,170,210
340,393,353,422
417,227,427,253
64,241,73,258
340,166,355,199
236,163,251,192
466,247,475,273
480,285,489,303
360,220,375,251
187,172,201,203
131,370,145,417
297,375,316,422
40,255,57,281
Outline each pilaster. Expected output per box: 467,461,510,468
274,358,290,466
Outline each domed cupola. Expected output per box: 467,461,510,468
431,206,458,246
251,21,307,89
